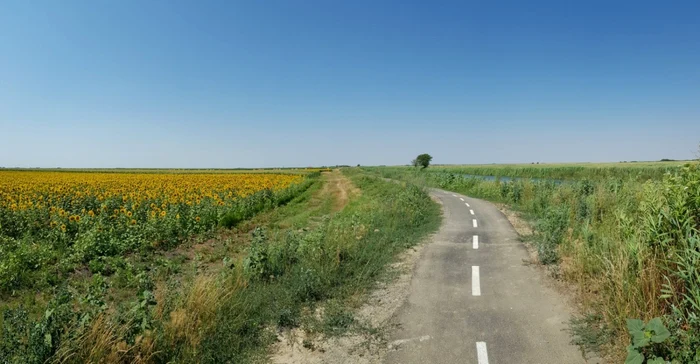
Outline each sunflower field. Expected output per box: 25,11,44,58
0,171,307,293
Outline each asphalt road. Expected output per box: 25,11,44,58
384,188,586,364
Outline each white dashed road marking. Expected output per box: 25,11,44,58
388,335,432,350
476,342,489,364
472,266,481,296
473,219,478,228
465,202,470,207
460,197,464,201
452,194,457,197
470,209,475,215
473,235,479,249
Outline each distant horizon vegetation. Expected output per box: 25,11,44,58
0,158,695,171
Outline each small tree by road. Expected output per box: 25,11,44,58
412,154,433,169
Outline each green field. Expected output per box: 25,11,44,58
366,160,700,362
437,160,689,168
406,160,689,180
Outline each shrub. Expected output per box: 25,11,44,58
535,206,569,265
625,317,671,364
0,287,75,364
243,227,271,281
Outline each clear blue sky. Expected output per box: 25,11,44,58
1,0,698,168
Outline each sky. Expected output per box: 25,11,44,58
1,0,699,168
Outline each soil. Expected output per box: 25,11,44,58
321,170,360,211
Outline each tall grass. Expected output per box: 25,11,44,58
381,161,685,181
367,163,700,361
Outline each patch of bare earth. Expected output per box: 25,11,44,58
321,169,360,212
494,203,538,264
271,236,430,364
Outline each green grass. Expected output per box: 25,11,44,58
374,160,687,181
438,160,689,168
366,161,700,362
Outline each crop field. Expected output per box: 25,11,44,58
0,167,330,174
0,171,306,293
0,169,441,363
0,169,320,362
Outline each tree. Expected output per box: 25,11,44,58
412,154,433,169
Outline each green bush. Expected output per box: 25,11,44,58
534,206,569,264
0,287,75,364
625,317,671,364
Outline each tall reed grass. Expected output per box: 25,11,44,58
422,162,684,180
